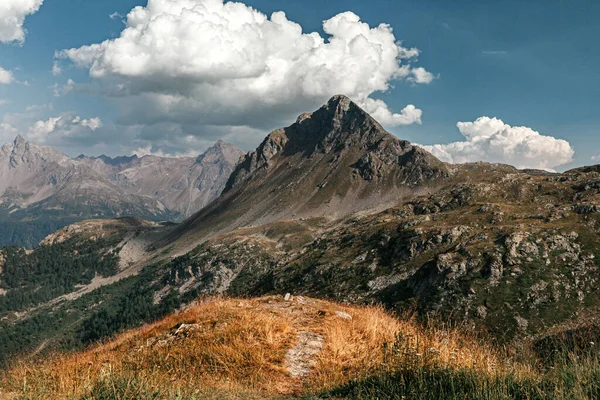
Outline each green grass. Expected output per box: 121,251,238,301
317,349,600,400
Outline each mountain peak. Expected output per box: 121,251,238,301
14,134,27,146
164,96,450,250
327,94,353,108
224,96,446,194
196,140,245,166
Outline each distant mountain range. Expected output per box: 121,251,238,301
0,135,244,247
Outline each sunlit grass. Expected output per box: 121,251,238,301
1,296,599,399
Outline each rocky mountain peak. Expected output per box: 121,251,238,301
326,93,353,112
168,96,450,251
196,140,245,166
1,135,70,169
286,94,383,153
224,95,447,192
14,134,27,146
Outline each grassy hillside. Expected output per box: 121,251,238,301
0,296,498,399
2,296,600,399
4,164,600,375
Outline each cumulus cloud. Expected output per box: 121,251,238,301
26,114,102,144
422,117,574,171
361,98,422,126
0,104,103,152
57,0,433,154
0,0,44,43
0,67,13,84
408,67,436,84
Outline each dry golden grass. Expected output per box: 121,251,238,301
0,296,515,399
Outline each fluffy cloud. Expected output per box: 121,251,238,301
361,98,422,126
0,67,13,84
0,106,103,152
26,114,102,144
408,67,436,84
57,0,433,154
0,0,44,43
422,117,574,171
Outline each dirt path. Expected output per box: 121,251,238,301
285,330,324,377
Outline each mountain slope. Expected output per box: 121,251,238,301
164,162,600,339
78,140,244,218
163,95,449,251
4,95,600,374
0,137,243,247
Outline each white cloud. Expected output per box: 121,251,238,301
422,117,575,171
591,155,600,163
0,105,108,154
26,114,102,144
0,67,14,84
0,122,19,144
109,12,123,21
52,61,62,76
0,0,44,43
57,0,433,154
361,98,422,126
408,67,436,84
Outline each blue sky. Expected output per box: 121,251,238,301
0,0,598,171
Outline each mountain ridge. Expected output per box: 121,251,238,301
0,136,243,247
163,95,449,252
